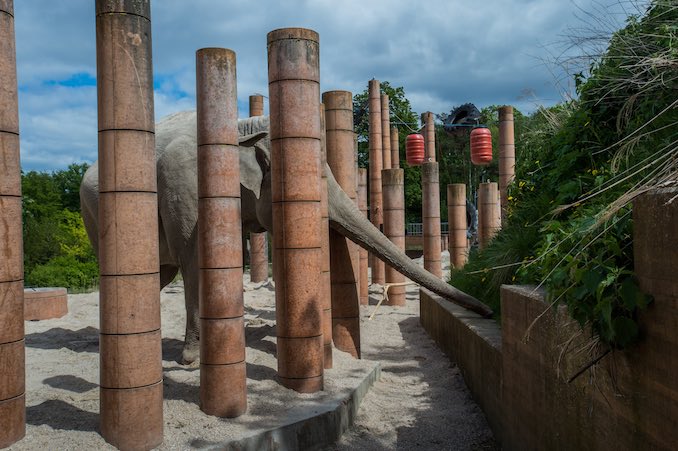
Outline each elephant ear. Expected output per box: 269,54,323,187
239,131,269,199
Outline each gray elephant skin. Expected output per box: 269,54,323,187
80,110,491,364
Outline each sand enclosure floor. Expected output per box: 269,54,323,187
14,253,496,450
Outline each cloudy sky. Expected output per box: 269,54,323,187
11,0,639,172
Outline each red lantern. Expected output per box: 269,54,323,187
406,134,425,166
470,126,493,165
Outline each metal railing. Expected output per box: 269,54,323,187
405,222,449,236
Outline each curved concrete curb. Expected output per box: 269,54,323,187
24,287,68,321
202,363,381,451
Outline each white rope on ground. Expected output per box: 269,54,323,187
368,281,417,321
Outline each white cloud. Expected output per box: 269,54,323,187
11,0,635,171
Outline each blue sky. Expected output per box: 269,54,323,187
11,0,640,172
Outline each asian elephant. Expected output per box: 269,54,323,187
80,110,491,364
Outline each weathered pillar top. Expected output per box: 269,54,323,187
96,0,151,17
0,1,13,16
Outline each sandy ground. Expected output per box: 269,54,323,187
13,251,496,450
328,254,497,451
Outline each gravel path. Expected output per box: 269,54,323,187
327,279,498,450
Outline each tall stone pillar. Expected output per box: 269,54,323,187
382,169,406,305
95,1,163,448
368,79,385,285
381,95,404,299
319,103,333,368
268,27,324,392
422,162,442,278
324,90,361,358
0,1,25,447
391,126,399,169
248,95,269,283
196,48,246,417
424,111,436,162
499,106,515,224
357,168,369,306
478,182,500,249
381,94,391,170
421,112,442,278
447,184,468,269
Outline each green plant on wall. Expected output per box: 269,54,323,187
450,1,674,349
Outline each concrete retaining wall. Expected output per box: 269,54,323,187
420,187,678,450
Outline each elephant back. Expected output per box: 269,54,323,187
155,111,270,160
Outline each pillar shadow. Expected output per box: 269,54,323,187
246,362,277,381
25,327,99,353
245,324,276,356
26,399,98,432
43,375,97,394
162,376,199,404
245,305,276,321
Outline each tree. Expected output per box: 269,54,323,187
21,164,98,290
53,163,89,212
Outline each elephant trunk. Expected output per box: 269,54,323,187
326,170,493,317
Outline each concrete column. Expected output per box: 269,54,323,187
424,112,436,162
497,186,502,226
499,106,515,224
382,169,406,306
381,94,391,170
391,126,399,169
248,95,269,283
319,103,333,368
353,133,361,302
196,48,246,417
268,27,324,393
368,79,385,285
422,162,442,278
357,168,369,306
447,184,468,269
0,1,25,447
95,1,163,448
478,182,500,249
324,90,361,358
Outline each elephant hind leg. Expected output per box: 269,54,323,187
160,264,179,289
180,263,200,366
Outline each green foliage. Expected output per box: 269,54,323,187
22,163,98,291
26,255,98,292
53,163,90,212
451,1,674,349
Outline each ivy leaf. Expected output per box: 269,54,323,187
598,297,614,342
612,316,639,348
619,277,653,310
572,284,590,300
606,237,622,257
619,278,642,310
582,270,604,292
558,180,581,202
551,267,568,286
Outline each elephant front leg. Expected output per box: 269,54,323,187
180,265,201,365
